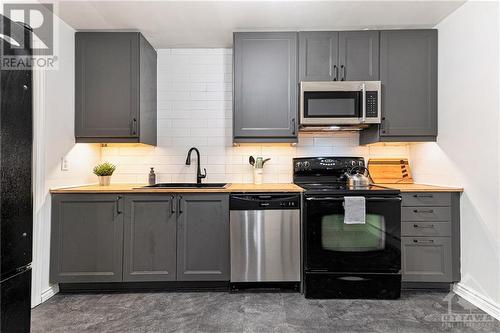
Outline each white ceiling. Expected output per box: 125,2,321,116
52,0,466,48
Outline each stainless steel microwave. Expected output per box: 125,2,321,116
300,81,381,127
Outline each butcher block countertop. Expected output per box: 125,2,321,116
50,183,304,194
376,183,463,192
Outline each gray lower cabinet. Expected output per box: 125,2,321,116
360,29,437,144
122,195,177,282
51,193,230,284
50,194,124,283
177,194,230,281
233,32,298,143
75,32,157,145
400,192,460,285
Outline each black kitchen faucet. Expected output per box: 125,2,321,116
185,147,207,184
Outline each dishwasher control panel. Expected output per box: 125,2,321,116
230,193,301,210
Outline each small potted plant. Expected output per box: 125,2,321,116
93,162,116,186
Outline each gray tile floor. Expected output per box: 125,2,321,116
31,291,499,333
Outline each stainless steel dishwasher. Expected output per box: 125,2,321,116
230,193,301,291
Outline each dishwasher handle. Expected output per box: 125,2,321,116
230,194,301,210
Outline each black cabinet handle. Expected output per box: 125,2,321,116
170,195,175,214
340,65,346,81
413,209,434,213
333,65,338,81
291,118,296,135
178,196,183,215
413,239,434,244
413,224,435,229
414,194,434,198
131,118,137,135
116,196,123,214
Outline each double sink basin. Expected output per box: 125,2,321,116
144,183,228,189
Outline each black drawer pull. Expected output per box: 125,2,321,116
413,194,434,198
413,209,434,213
413,239,434,244
413,224,435,229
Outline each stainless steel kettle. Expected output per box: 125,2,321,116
344,166,371,188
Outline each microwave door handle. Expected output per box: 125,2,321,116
361,83,366,123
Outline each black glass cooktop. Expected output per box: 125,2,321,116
297,182,400,195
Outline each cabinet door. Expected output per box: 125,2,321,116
123,195,177,282
177,194,229,281
75,32,139,138
401,237,452,282
338,31,379,81
379,30,437,137
299,32,338,81
50,194,124,283
233,32,297,141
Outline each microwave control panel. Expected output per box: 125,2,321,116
366,91,378,118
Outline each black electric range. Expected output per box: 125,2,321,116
294,157,402,300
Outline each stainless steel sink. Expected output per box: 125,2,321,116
144,183,228,189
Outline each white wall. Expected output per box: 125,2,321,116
102,49,410,183
31,18,100,307
410,0,500,318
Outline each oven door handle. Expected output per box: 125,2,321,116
306,197,401,202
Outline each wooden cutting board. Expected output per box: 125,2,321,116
368,158,413,184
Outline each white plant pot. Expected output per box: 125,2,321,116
98,176,111,186
253,168,263,184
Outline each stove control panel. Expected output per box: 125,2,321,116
294,157,365,172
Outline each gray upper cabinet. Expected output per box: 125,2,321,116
233,32,298,143
176,194,230,281
299,31,379,82
338,31,379,81
299,32,338,81
123,195,177,282
360,30,437,144
75,32,157,145
50,194,124,283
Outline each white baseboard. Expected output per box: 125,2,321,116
40,284,59,303
453,283,500,321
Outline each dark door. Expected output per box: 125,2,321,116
50,194,124,283
177,194,229,281
338,31,379,81
0,268,31,333
233,32,297,141
299,32,339,81
123,195,177,282
304,195,401,273
0,19,32,279
75,32,139,138
379,30,437,137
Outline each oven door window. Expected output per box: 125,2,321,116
321,214,385,252
304,91,361,118
305,196,401,273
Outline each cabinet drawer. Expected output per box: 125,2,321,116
402,207,451,222
401,222,451,237
402,193,451,207
401,237,452,282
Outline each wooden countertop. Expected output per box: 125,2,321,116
50,183,304,194
50,182,462,194
375,183,463,192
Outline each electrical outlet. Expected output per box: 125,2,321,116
61,157,69,171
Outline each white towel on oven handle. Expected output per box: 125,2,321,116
343,196,366,224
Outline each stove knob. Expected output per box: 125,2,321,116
350,161,356,167
358,161,364,167
295,162,303,169
303,161,310,168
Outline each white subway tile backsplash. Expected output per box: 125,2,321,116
102,48,411,183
